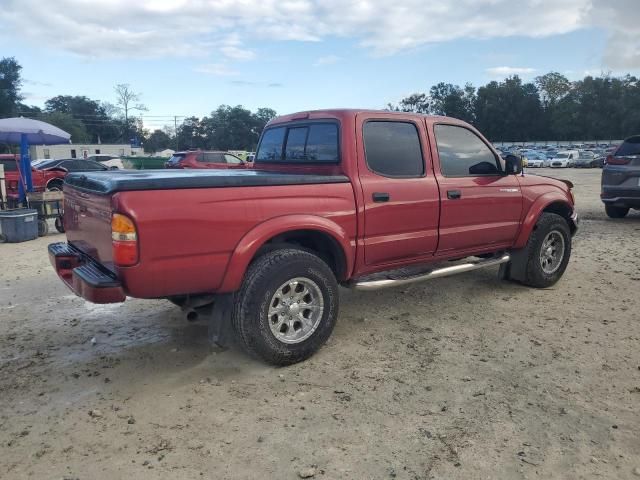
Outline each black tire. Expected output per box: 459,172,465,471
605,205,629,219
37,219,49,237
54,216,65,233
232,248,339,366
519,212,571,288
46,180,64,192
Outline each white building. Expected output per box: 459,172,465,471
30,144,143,160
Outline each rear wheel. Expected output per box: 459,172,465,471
232,248,339,366
605,205,629,219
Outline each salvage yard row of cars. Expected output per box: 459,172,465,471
496,144,615,168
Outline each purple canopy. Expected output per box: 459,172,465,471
0,117,71,145
0,118,71,201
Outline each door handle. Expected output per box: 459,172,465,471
372,192,390,202
447,190,462,200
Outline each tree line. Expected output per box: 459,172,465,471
2,56,640,151
0,57,276,153
388,73,640,141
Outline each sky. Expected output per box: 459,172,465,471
1,0,639,131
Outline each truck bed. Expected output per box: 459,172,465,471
64,169,350,194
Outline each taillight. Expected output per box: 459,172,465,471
111,213,138,266
606,155,631,165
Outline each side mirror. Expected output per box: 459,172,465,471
504,154,523,175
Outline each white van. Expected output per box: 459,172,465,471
550,150,579,168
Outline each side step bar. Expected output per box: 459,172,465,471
351,254,511,291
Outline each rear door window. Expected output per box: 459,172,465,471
363,121,424,177
201,152,224,163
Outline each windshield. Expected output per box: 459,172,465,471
167,154,186,164
556,153,570,159
33,159,61,169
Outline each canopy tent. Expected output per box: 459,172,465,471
0,118,71,201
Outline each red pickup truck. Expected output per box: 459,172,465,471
49,109,578,365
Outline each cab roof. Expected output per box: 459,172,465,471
267,109,471,128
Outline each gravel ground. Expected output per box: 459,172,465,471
1,168,639,480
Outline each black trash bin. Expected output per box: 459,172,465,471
0,209,39,243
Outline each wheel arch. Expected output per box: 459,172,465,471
514,194,575,249
219,215,354,293
45,177,65,191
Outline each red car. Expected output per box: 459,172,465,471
49,109,578,365
0,154,65,197
165,150,247,169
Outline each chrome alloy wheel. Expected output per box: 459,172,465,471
268,277,325,344
539,230,565,274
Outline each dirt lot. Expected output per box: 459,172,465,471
1,168,639,480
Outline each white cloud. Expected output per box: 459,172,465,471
221,45,256,61
313,55,341,67
486,66,537,77
0,0,638,69
193,63,239,76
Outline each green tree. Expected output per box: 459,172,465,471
0,57,24,117
176,116,205,150
45,95,120,143
144,129,173,153
429,83,476,123
41,112,90,142
252,107,277,141
203,105,259,150
394,93,430,113
475,76,544,141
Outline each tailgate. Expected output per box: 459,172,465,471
64,185,115,271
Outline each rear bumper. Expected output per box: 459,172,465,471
48,242,126,304
601,187,640,208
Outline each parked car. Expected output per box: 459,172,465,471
32,158,112,191
49,109,578,365
573,151,598,168
523,151,549,168
545,150,558,160
86,154,125,170
601,135,640,218
550,150,578,168
0,154,66,195
165,151,246,169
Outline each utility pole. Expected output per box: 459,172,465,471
174,116,179,151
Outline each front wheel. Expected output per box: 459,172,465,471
605,205,629,219
232,248,339,366
516,213,572,288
